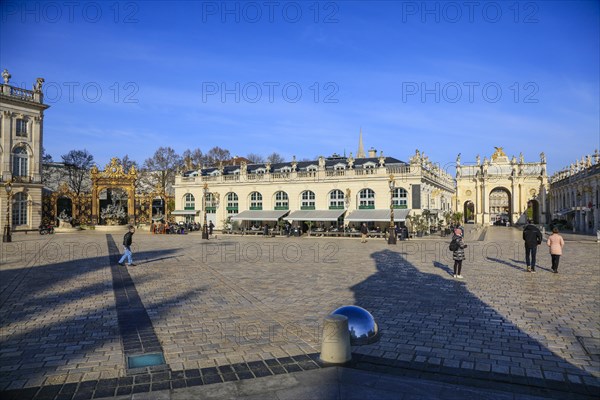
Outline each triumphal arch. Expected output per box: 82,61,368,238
455,148,548,225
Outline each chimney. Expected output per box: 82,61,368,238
368,147,377,158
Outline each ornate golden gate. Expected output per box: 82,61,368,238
90,158,137,225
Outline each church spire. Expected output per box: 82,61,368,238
357,127,366,158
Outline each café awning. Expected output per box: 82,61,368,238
170,210,200,216
229,210,289,221
284,209,346,222
345,209,410,222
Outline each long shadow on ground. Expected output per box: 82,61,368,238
349,249,599,398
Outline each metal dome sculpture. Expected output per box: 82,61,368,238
332,305,380,345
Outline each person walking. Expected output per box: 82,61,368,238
208,221,214,236
547,227,565,273
451,228,467,278
523,219,542,273
360,223,368,243
118,225,136,267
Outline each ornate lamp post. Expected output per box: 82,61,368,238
3,180,13,243
388,174,397,245
202,183,209,240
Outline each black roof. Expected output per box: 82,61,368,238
183,156,406,176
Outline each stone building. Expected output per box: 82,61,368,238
548,150,599,234
1,69,49,233
173,142,455,231
455,147,549,225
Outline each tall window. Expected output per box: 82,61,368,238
12,147,28,177
359,189,375,209
274,191,289,210
184,193,195,210
393,188,408,208
329,190,345,209
250,192,263,210
301,191,315,209
16,119,27,137
227,192,238,214
205,193,216,213
12,192,28,225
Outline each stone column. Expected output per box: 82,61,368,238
32,116,42,182
1,111,12,180
474,180,480,223
128,188,135,224
481,181,487,225
91,187,98,225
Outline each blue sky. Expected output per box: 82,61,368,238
2,0,599,174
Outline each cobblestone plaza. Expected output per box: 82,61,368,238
0,227,598,399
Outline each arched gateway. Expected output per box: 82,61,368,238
90,158,137,225
455,148,549,225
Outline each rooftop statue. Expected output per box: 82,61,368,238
491,147,507,161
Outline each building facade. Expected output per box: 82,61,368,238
1,69,49,232
548,150,599,234
173,147,455,230
455,148,549,225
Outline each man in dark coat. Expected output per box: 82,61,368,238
118,225,136,267
360,223,368,243
523,220,542,273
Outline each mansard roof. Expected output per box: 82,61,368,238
183,156,407,177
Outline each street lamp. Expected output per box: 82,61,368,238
202,183,209,240
388,174,397,245
3,180,13,243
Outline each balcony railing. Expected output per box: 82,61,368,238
12,175,33,183
1,84,43,103
174,164,455,190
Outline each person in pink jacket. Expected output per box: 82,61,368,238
547,227,565,273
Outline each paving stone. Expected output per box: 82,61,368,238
0,229,599,397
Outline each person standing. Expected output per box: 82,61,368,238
451,228,467,278
547,227,565,273
208,220,214,236
118,225,136,267
523,220,542,273
360,223,368,243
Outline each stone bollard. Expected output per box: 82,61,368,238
319,314,351,364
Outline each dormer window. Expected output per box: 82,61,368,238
209,170,221,176
363,162,376,169
231,169,240,175
333,163,346,170
280,167,291,173
255,168,266,174
306,165,318,172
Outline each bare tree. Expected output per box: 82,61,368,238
182,148,204,169
206,146,231,166
142,147,182,194
118,155,139,172
61,149,94,196
61,149,94,217
41,147,55,186
246,153,265,164
267,152,285,164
